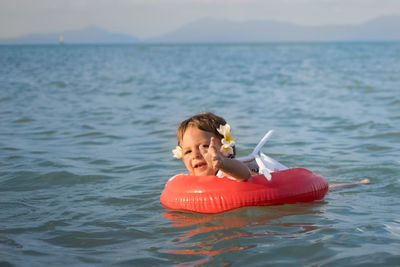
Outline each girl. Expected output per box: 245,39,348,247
172,112,251,180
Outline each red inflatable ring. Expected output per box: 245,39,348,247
160,168,328,213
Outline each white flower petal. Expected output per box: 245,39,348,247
217,124,231,136
172,146,182,159
217,124,235,157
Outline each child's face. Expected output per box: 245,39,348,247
180,126,222,176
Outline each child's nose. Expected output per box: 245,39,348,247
193,148,202,158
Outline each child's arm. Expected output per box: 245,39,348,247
200,137,251,181
218,157,252,181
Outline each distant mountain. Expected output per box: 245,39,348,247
2,15,399,45
0,26,140,44
147,15,400,43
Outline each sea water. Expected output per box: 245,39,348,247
1,43,399,266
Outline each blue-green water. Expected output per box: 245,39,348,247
1,43,399,266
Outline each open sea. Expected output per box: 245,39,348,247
1,42,399,266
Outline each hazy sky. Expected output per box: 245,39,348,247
1,0,400,39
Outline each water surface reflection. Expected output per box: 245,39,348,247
163,202,327,265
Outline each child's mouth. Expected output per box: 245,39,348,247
194,162,206,169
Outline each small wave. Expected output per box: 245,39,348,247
2,171,111,191
102,196,142,206
82,124,95,130
141,104,156,109
0,201,37,219
2,219,70,235
0,236,23,249
0,96,11,102
120,77,134,84
147,129,170,136
43,228,151,248
82,220,127,230
43,231,124,248
1,147,20,151
347,79,375,92
365,145,391,151
76,141,108,145
100,163,152,174
345,121,391,131
352,132,400,140
13,118,34,123
118,92,132,96
371,132,400,138
50,81,67,88
74,132,104,138
33,130,57,135
89,159,114,166
143,119,160,125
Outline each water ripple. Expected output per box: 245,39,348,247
1,43,399,266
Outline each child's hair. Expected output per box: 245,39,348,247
177,112,226,146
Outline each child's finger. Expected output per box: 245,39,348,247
199,144,208,157
208,137,217,154
209,137,215,148
199,137,217,160
199,140,211,157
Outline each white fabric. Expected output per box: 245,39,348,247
216,170,237,180
237,130,288,181
219,130,288,181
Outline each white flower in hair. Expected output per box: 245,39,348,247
217,124,235,157
172,146,182,159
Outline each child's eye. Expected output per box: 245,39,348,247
184,150,191,155
201,144,209,148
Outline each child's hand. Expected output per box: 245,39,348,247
200,137,251,180
199,137,224,170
